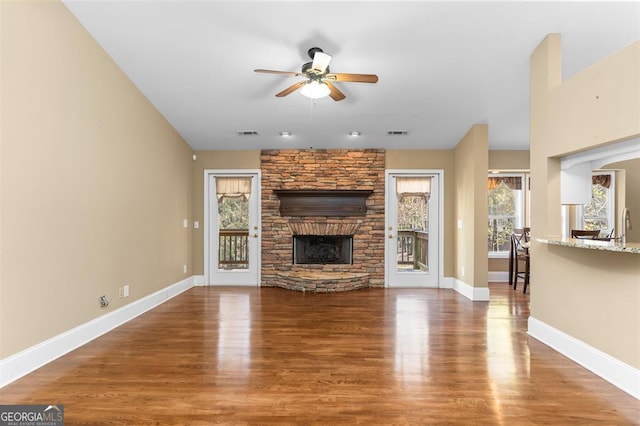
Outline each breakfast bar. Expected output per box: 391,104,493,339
536,237,640,254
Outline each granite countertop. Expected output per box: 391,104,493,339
536,237,640,254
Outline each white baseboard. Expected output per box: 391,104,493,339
440,276,454,289
193,275,206,286
0,276,196,388
528,316,640,400
488,271,509,282
452,278,490,301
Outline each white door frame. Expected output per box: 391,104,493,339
204,169,261,286
385,169,445,288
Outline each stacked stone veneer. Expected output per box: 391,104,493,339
261,149,386,289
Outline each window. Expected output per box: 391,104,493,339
580,172,615,234
488,174,527,255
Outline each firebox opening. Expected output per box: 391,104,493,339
293,235,353,265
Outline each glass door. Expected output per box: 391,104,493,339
207,172,260,286
386,172,439,287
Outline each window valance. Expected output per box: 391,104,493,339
487,176,522,190
216,177,252,201
396,177,431,201
592,174,611,188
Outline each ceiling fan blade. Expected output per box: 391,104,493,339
311,52,332,73
326,82,346,101
328,73,379,83
254,69,302,77
275,80,306,97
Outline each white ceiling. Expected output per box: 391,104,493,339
62,1,639,151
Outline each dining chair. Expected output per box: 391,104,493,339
570,229,601,239
511,233,530,293
508,228,530,287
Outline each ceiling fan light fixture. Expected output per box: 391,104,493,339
255,46,377,101
300,81,331,99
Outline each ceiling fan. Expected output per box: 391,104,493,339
254,47,378,101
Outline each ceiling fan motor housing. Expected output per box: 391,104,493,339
302,61,329,75
307,47,324,59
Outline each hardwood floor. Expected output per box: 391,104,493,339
1,283,638,425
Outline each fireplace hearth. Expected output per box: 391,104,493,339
293,235,353,265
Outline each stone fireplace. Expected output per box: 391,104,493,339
261,149,385,292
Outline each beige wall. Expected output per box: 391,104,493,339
489,150,530,171
191,151,261,275
386,150,455,277
0,1,193,358
454,125,489,287
530,35,640,368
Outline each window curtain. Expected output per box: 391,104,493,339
592,174,611,188
216,177,252,201
487,176,522,190
396,176,431,201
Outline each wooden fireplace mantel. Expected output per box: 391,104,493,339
273,190,373,216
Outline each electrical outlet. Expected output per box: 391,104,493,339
183,264,187,274
461,266,465,276
99,295,109,307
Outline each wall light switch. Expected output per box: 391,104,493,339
194,221,199,229
183,219,189,228
457,220,463,229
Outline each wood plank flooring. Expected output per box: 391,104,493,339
1,283,638,425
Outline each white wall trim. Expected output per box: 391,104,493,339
488,271,509,282
452,277,490,301
384,169,445,288
204,169,262,286
528,316,640,400
440,276,454,289
193,275,206,286
0,276,195,389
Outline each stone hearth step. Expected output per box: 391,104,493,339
275,271,369,293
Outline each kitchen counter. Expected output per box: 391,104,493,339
536,237,640,254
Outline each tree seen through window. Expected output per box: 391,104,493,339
488,177,524,253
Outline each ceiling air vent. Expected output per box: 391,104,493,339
237,131,259,136
387,130,409,136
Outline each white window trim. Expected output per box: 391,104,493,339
576,171,615,235
488,173,528,258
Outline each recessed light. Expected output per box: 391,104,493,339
348,131,361,137
279,131,292,137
